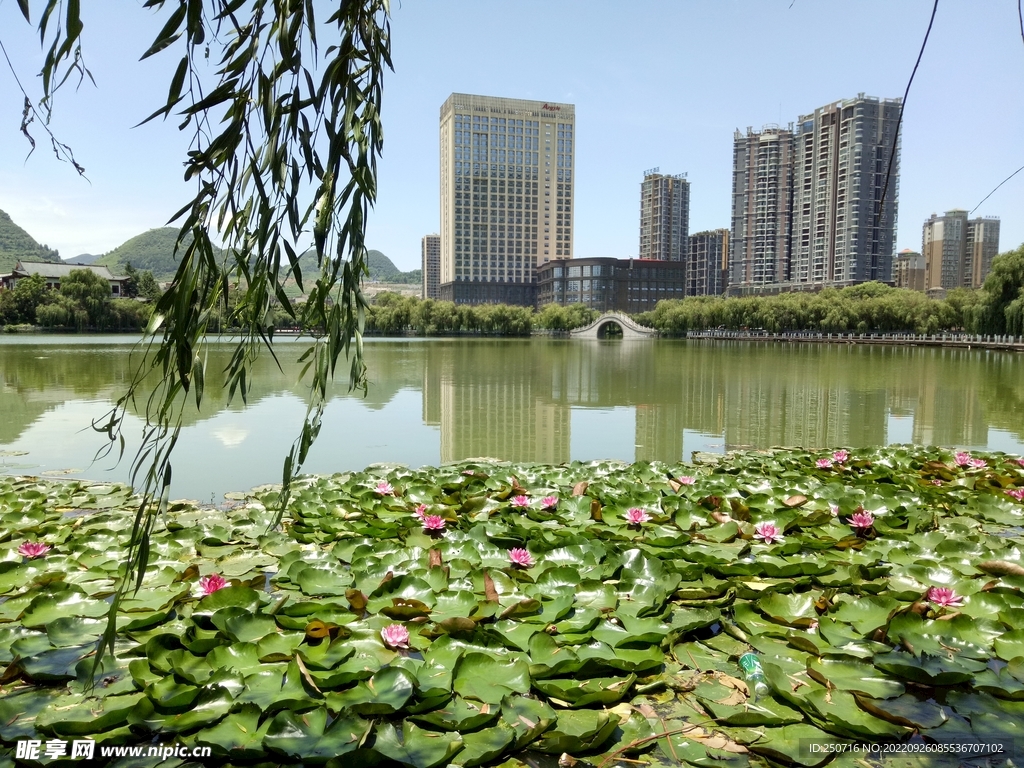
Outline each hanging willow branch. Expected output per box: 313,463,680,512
16,0,391,672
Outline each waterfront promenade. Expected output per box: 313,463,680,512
686,329,1024,351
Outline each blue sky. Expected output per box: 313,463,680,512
1,1,1021,271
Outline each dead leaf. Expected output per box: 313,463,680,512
978,560,1024,577
428,549,443,569
783,494,808,508
483,571,499,602
590,498,603,521
294,654,322,694
572,481,588,496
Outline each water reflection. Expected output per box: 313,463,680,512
1,336,1023,499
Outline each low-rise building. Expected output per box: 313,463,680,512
0,261,129,295
536,257,687,313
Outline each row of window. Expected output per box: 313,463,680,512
455,116,541,129
455,133,540,148
452,164,541,179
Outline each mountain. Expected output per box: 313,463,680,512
94,228,188,281
0,209,61,273
65,254,101,265
291,248,420,286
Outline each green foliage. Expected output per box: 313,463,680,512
362,293,534,337
0,273,53,325
976,244,1024,334
123,263,162,300
0,209,61,272
641,282,988,336
17,0,394,677
535,302,598,331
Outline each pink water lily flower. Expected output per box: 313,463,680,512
626,507,651,525
931,478,943,486
848,510,875,529
510,495,530,508
17,542,51,559
832,449,849,463
540,496,559,509
754,521,784,545
816,458,833,469
1006,488,1024,502
954,451,972,467
413,504,428,519
422,514,446,531
198,573,229,596
828,503,840,517
375,481,394,495
678,476,696,485
1018,458,1024,468
509,548,534,568
380,623,410,649
927,586,964,608
462,469,476,476
970,458,987,469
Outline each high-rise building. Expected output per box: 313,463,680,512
688,229,729,296
922,211,1001,291
729,95,901,294
729,126,795,289
639,169,689,262
790,94,901,287
438,93,575,306
922,209,968,291
965,217,1000,288
421,234,440,299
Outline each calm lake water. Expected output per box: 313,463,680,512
2,335,1023,500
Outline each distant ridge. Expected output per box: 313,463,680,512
65,254,101,265
0,209,61,273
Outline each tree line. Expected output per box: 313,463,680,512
0,264,160,331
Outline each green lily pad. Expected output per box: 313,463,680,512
532,708,620,754
807,658,904,699
453,652,530,704
533,673,636,707
265,708,372,765
372,720,464,768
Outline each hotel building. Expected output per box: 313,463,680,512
438,93,575,306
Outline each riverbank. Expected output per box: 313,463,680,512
687,329,1024,352
2,446,1023,766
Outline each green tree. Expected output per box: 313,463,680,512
59,269,112,327
976,245,1024,334
14,0,392,668
0,273,54,325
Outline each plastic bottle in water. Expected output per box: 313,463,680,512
738,652,769,701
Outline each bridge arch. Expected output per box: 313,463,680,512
569,311,658,340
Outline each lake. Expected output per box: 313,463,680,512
2,335,1023,500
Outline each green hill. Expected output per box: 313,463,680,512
0,209,61,273
94,228,187,281
94,228,416,287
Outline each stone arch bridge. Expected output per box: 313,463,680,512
569,311,658,339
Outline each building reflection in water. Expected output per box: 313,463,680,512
419,340,1020,464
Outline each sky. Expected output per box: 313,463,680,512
0,1,1022,272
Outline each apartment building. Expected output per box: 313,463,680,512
639,170,689,262
923,210,1001,290
688,229,729,296
729,94,901,294
421,233,440,299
